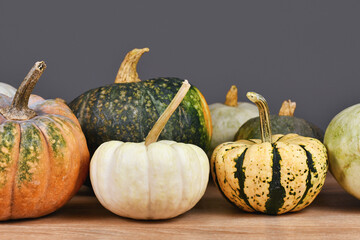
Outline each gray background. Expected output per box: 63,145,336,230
1,1,360,130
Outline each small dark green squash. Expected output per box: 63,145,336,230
69,48,212,155
234,100,324,141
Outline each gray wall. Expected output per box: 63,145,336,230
1,1,360,130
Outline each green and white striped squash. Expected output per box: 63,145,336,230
211,92,328,215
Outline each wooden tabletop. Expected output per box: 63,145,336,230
1,174,359,240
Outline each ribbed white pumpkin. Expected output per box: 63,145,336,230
209,86,258,149
90,140,209,219
0,83,16,97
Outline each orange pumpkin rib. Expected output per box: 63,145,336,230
50,115,89,195
33,116,81,216
30,122,52,218
53,115,87,197
31,99,80,128
0,122,20,221
11,122,49,219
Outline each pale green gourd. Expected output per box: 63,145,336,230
324,104,360,199
209,85,258,150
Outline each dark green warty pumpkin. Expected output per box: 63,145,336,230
234,100,324,141
69,48,212,155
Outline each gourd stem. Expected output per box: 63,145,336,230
246,92,272,143
114,48,150,83
0,61,46,120
224,85,238,107
145,80,191,146
278,100,296,116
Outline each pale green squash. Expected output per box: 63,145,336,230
324,104,360,199
209,85,258,151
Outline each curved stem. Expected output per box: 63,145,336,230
0,61,46,120
224,85,238,107
278,100,296,116
114,48,149,83
246,92,272,143
145,80,191,146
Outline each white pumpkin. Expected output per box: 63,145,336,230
0,82,16,97
209,85,258,150
90,80,210,220
90,140,209,219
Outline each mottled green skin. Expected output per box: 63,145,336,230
69,78,211,155
15,118,69,186
324,104,360,199
234,115,324,142
17,122,43,184
45,121,66,158
0,122,18,188
34,117,67,159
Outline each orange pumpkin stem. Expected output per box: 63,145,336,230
114,48,150,84
145,80,191,146
278,100,296,116
224,85,238,107
0,61,46,120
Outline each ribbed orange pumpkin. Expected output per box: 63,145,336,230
0,62,90,220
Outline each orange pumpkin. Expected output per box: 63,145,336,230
0,62,90,220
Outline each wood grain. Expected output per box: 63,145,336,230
1,174,359,240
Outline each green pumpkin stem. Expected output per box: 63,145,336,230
145,80,191,146
246,92,272,143
114,48,150,84
224,85,238,107
0,61,46,120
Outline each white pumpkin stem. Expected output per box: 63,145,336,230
114,48,150,83
278,100,296,116
224,85,238,107
246,92,272,143
145,80,191,146
0,61,46,120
